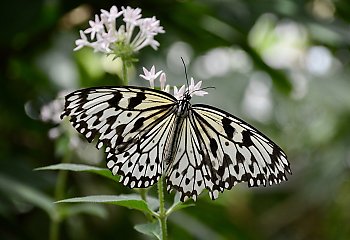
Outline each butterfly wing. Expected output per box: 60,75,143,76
61,86,177,188
166,103,291,201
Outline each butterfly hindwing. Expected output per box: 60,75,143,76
165,111,226,201
61,86,177,188
106,109,177,188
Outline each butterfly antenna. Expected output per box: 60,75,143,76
181,57,189,88
200,86,216,92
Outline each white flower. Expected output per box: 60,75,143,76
174,85,186,100
101,6,123,23
139,17,165,36
40,92,65,139
84,14,104,40
164,85,170,93
40,98,64,124
122,6,142,25
139,66,208,99
74,31,90,51
48,127,62,139
159,73,170,93
148,38,160,50
92,29,116,53
74,6,165,61
159,73,166,89
139,66,162,88
188,78,208,97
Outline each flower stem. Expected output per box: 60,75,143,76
49,151,71,240
122,58,128,85
49,217,59,240
157,176,167,240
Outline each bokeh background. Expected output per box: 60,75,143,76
1,0,350,239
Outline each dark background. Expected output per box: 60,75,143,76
1,0,350,239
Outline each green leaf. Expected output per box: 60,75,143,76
56,194,158,215
35,163,120,182
0,174,56,217
134,222,161,240
62,203,108,219
166,192,195,215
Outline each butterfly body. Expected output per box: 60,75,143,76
164,93,192,171
61,86,291,201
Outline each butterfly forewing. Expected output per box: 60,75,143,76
61,86,178,188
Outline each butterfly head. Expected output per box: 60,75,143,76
177,57,209,101
183,88,192,101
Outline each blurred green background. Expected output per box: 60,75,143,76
1,0,350,239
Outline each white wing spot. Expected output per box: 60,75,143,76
107,160,115,168
97,142,103,149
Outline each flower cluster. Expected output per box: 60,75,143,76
140,66,208,100
40,96,64,125
74,6,164,62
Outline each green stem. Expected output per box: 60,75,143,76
49,217,59,240
122,58,128,85
157,176,167,240
49,151,71,240
139,188,154,222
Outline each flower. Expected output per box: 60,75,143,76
159,73,170,93
74,6,165,63
40,97,64,124
140,17,164,36
122,6,142,25
40,92,66,140
101,6,123,23
74,31,90,51
84,14,104,40
173,85,186,100
139,66,162,88
172,78,208,99
188,77,208,97
140,66,208,99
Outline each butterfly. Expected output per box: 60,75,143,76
61,84,291,201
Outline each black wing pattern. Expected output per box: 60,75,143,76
61,86,177,188
166,104,291,201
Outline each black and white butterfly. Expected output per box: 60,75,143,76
61,85,291,201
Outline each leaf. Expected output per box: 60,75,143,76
170,212,222,240
62,203,108,219
166,192,195,215
0,174,56,217
134,222,161,240
35,163,120,182
56,194,158,215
